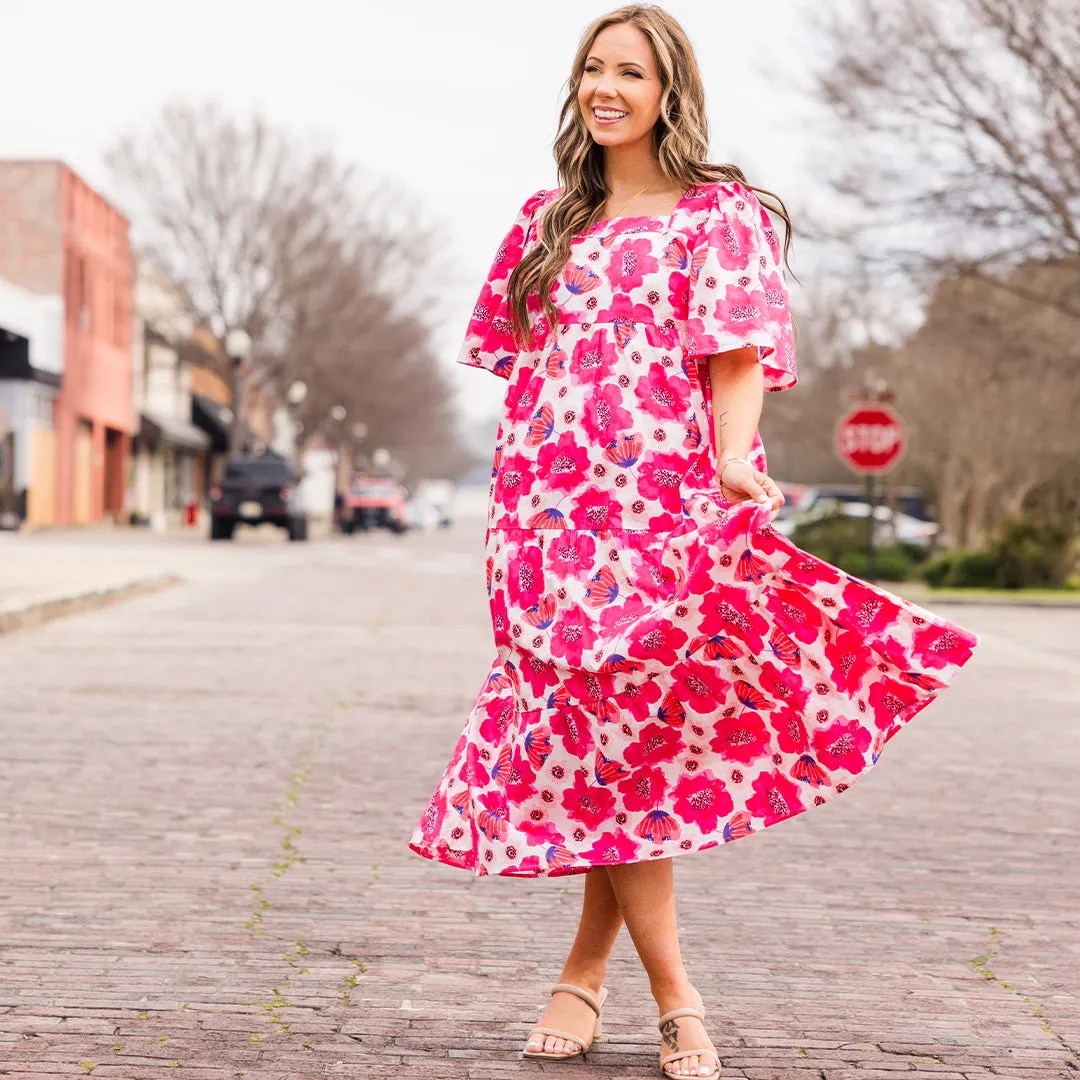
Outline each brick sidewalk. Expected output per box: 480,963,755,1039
0,529,1077,1078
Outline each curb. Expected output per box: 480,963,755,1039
0,574,184,637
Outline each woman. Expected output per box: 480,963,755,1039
411,6,977,1077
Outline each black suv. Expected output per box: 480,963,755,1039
209,454,308,541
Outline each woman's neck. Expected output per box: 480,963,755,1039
602,140,667,194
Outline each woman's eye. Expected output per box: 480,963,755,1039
624,70,643,78
584,65,599,73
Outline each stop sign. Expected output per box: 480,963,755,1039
835,404,906,474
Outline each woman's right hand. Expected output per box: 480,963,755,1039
717,458,785,519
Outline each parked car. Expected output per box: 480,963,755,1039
338,475,408,534
209,454,308,541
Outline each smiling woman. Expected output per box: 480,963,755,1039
409,5,979,1078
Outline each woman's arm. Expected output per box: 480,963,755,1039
707,347,784,514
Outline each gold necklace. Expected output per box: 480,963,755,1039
606,177,660,220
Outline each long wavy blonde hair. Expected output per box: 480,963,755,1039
507,3,793,345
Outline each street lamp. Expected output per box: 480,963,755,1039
286,380,308,467
225,328,252,453
330,404,347,423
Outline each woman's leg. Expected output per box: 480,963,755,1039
525,866,623,1055
606,858,716,1077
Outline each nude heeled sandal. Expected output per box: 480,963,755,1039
658,1005,720,1078
522,982,609,1059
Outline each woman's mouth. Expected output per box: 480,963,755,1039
592,107,628,125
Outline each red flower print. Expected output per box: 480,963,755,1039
667,270,691,314
867,678,921,731
634,363,691,423
670,660,731,713
476,790,510,842
618,677,662,721
551,607,598,668
672,770,734,832
478,696,515,745
698,584,769,653
520,654,560,699
495,452,536,513
599,592,648,635
582,381,633,445
628,615,688,667
605,237,660,290
911,623,976,671
562,770,617,830
507,543,544,609
745,769,805,827
624,721,685,766
584,828,640,864
570,487,624,530
458,741,490,787
545,531,597,581
502,748,539,805
637,450,689,514
617,764,668,812
569,329,618,385
550,706,596,758
781,550,842,588
824,628,877,695
839,579,902,637
812,717,872,775
536,431,590,492
764,585,825,645
708,711,771,764
757,660,810,714
769,705,811,755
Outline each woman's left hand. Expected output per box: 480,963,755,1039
717,459,785,520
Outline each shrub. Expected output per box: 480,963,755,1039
791,513,868,564
921,549,998,588
838,548,914,582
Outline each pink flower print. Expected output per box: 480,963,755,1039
637,450,689,515
494,452,536,513
670,660,730,714
467,281,502,339
757,660,810,715
562,263,602,295
628,545,676,601
476,790,510,843
624,721,685,767
489,588,511,649
812,717,872,775
867,677,921,731
769,705,811,755
569,328,618,385
781,550,842,589
550,706,596,759
599,591,648,636
605,237,659,290
698,584,769,653
634,809,682,843
585,828,640,865
545,530,598,582
745,769,805,827
570,487,624,530
713,284,765,334
458,741,490,787
562,769,617,830
667,270,691,314
536,431,590,492
417,788,448,843
764,585,825,645
672,770,734,833
520,654,559,699
582,381,633,445
502,748,539,805
618,677,662,722
634,363,691,423
507,543,544,609
565,669,616,704
478,696,515,745
506,367,544,424
708,711,771,764
601,292,654,326
824,628,877,695
628,615,688,668
617,764,668,812
839,579,903,637
911,623,976,671
706,212,757,273
551,607,598,668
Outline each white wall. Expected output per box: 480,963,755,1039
0,277,63,377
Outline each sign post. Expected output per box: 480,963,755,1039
834,401,907,579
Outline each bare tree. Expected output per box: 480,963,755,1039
814,0,1080,318
108,102,434,451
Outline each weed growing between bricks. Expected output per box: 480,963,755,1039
969,925,1079,1070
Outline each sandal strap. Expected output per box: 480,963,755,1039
658,1006,705,1028
661,1044,719,1070
550,982,606,1016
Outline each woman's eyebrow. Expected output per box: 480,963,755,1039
585,56,646,70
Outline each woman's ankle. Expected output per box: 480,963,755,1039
557,963,608,995
650,972,698,1012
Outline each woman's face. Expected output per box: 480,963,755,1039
577,23,664,149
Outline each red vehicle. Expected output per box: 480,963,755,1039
338,475,408,534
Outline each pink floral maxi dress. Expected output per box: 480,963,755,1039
410,182,977,877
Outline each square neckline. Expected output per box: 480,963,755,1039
584,185,697,236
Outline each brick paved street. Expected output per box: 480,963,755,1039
1,526,1078,1079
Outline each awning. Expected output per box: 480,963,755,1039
192,394,233,452
140,409,211,452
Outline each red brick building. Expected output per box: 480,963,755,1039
0,161,134,524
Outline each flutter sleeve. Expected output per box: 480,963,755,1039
684,182,797,391
457,189,551,380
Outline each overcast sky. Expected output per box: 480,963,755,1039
0,0,826,427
